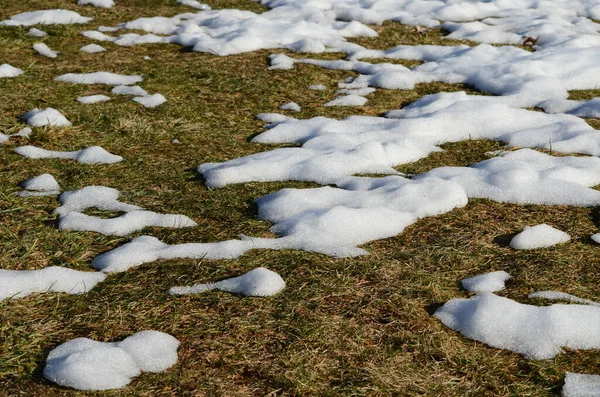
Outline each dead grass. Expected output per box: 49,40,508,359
1,0,600,396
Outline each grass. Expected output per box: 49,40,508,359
1,0,600,396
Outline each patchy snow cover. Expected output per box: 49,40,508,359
132,93,167,108
435,291,600,360
279,102,301,111
0,127,31,144
112,85,147,96
325,94,368,107
17,173,61,197
529,291,600,307
309,84,327,90
77,94,111,104
23,108,71,127
27,28,47,37
0,266,105,301
33,42,58,58
177,0,211,10
462,271,511,293
80,44,106,53
0,64,24,78
54,186,197,236
169,267,285,297
14,145,123,164
55,72,142,85
256,113,292,123
562,373,600,397
44,331,179,390
78,0,115,8
1,10,92,26
509,224,571,250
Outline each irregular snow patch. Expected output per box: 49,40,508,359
27,28,47,37
44,331,179,390
1,10,92,26
510,224,570,250
55,72,142,85
132,93,166,108
462,271,511,293
0,266,105,301
324,94,368,107
435,292,600,359
177,0,211,10
80,44,106,53
529,291,600,307
0,64,24,78
591,233,600,244
78,0,115,8
0,127,31,144
111,85,148,96
256,113,292,124
17,173,61,197
169,267,285,297
562,373,600,397
279,102,301,111
14,145,122,164
54,186,197,236
33,42,58,58
77,94,111,104
24,108,71,127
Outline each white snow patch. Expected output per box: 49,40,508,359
33,42,58,58
111,85,148,96
462,271,511,293
17,173,61,197
279,102,301,112
14,145,122,164
78,0,115,8
169,267,285,297
27,28,47,37
0,266,105,301
23,108,71,127
80,44,106,53
1,10,92,26
529,291,600,307
563,373,600,397
44,331,179,390
132,94,166,108
177,0,211,10
256,113,292,123
510,224,571,250
0,127,31,144
55,72,142,85
309,84,327,90
0,64,24,78
324,94,368,107
77,94,111,104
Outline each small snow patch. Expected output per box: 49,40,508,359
14,145,122,164
462,271,511,293
55,72,142,85
77,94,111,104
510,224,570,250
33,42,58,58
562,373,600,397
324,94,368,107
177,0,211,10
132,93,166,108
27,28,47,37
24,108,71,127
80,44,106,53
279,102,301,112
111,85,148,96
309,84,327,90
1,10,92,26
0,64,24,78
78,0,115,8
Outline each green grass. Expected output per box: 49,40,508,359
2,0,600,396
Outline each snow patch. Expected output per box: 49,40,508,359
14,145,123,164
462,271,511,293
23,108,71,127
77,94,111,104
510,224,571,250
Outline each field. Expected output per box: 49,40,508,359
2,0,600,395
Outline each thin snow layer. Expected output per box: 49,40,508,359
20,174,61,192
93,176,467,270
509,224,571,249
256,113,293,123
14,145,122,164
0,266,106,301
325,94,368,107
33,42,58,58
80,44,106,53
111,85,147,96
44,331,179,390
169,267,285,297
529,291,600,307
77,94,111,104
177,0,211,10
309,84,327,90
54,186,197,236
434,292,600,360
279,102,301,111
27,28,47,37
132,94,167,108
1,10,92,26
199,93,600,188
0,64,24,78
24,108,71,127
1,127,31,144
55,72,142,85
562,373,600,397
462,271,511,293
78,0,115,8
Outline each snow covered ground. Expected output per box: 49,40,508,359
2,0,600,394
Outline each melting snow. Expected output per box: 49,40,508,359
177,0,211,10
80,44,106,53
529,291,600,307
27,28,47,37
509,224,571,250
33,42,58,58
44,331,179,390
1,10,92,26
132,93,167,108
111,85,148,96
77,94,111,104
78,0,115,8
169,267,285,297
279,102,301,111
14,145,123,164
324,94,368,107
55,72,142,85
0,64,24,78
562,373,600,397
16,173,61,197
23,108,71,127
462,271,511,293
